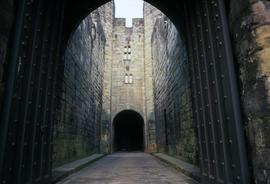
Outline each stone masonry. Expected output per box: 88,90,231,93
110,17,146,149
229,0,270,183
99,1,115,154
99,2,196,158
110,18,145,118
143,2,162,152
2,0,270,182
53,11,106,167
149,8,197,164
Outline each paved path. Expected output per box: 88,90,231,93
57,152,199,184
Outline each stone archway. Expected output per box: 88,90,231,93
113,110,144,152
0,0,261,183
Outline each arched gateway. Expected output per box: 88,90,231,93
1,0,262,183
113,110,144,152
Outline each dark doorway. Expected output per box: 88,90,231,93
113,110,144,151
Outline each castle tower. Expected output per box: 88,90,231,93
99,1,157,153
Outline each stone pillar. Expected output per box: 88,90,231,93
99,1,115,154
229,0,270,182
143,2,163,153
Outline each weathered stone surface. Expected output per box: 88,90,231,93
143,2,162,152
153,153,201,181
109,17,147,151
99,1,115,154
56,152,199,184
53,154,104,183
229,0,270,183
150,13,197,165
53,10,106,167
89,1,196,162
110,18,145,118
1,1,270,182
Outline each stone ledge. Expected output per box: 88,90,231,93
153,153,201,182
52,154,105,183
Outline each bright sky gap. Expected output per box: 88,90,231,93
114,0,144,27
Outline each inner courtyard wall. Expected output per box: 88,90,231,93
110,17,148,150
150,10,197,165
1,1,270,182
53,11,106,167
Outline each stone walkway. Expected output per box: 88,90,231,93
57,152,199,184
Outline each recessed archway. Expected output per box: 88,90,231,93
0,0,254,183
113,110,144,152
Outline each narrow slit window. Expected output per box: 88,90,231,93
124,54,128,60
129,74,133,84
125,74,129,84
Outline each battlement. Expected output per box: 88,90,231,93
114,17,144,28
132,18,144,27
114,18,126,27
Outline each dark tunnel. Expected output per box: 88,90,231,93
113,110,144,152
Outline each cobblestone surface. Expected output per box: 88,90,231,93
57,152,199,184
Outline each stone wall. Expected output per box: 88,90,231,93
99,1,115,153
110,18,145,122
109,17,147,150
143,2,162,152
53,11,106,167
2,1,270,180
151,15,197,165
229,0,270,183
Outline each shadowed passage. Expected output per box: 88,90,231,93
113,110,144,151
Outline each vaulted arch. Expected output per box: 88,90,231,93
0,0,252,183
62,0,185,47
113,110,144,152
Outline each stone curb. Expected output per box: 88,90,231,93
152,153,201,182
52,154,105,183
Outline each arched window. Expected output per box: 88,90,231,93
129,74,133,84
123,45,131,61
125,74,129,84
91,23,97,40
